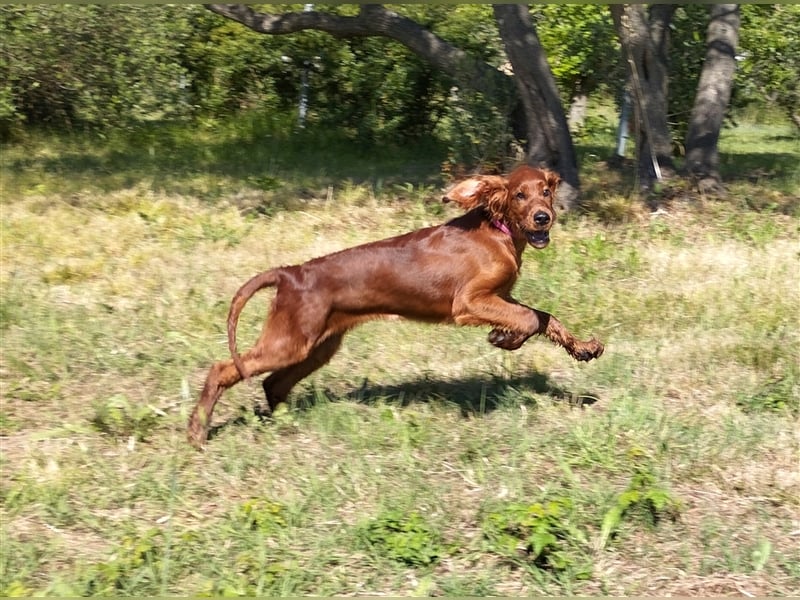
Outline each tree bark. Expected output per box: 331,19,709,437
493,4,580,210
610,4,676,190
684,4,740,195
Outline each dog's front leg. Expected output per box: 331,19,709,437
483,305,603,361
455,294,541,350
530,308,604,361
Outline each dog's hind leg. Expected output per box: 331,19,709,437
188,332,317,448
258,333,345,417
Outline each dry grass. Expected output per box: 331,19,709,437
1,122,799,596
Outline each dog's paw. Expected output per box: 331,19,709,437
570,338,604,362
253,402,273,420
186,423,208,449
488,328,527,351
186,408,211,449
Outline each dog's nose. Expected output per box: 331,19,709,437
534,211,551,226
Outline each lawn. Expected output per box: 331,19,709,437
1,115,798,596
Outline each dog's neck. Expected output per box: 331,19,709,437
491,219,512,237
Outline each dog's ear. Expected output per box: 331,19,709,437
442,175,507,213
544,170,561,194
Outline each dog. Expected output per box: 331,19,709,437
187,165,603,447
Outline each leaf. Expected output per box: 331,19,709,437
599,505,624,549
530,530,557,558
751,539,772,572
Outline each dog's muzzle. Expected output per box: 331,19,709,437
526,230,550,249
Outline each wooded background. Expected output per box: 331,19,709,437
2,4,798,202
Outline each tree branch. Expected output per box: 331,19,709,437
204,4,373,37
204,4,513,100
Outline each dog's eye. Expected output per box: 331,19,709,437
515,191,526,200
543,189,551,197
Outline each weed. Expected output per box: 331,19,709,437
360,509,445,567
233,498,288,534
1,581,34,597
480,497,591,577
599,451,681,548
196,555,298,597
90,394,162,441
736,371,799,416
80,528,166,596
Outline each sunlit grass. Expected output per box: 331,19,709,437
1,116,798,596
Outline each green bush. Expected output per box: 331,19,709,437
360,509,444,567
480,497,591,577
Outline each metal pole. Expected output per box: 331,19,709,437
615,89,632,157
298,3,313,128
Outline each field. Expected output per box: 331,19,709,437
1,115,798,596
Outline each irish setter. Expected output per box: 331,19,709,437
187,166,604,447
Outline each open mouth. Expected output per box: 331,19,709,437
526,230,550,249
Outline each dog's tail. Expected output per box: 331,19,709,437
227,269,281,379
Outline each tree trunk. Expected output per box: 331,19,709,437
493,4,580,211
610,4,676,190
684,4,740,195
205,3,581,208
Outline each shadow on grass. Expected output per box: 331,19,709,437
8,119,797,215
579,142,799,185
206,371,599,442
340,371,599,416
6,120,448,200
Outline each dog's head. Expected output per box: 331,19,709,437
443,165,561,249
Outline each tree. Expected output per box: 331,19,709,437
203,5,513,117
736,4,800,130
684,4,740,194
492,4,579,208
610,4,676,190
203,3,581,209
0,5,194,132
530,4,622,131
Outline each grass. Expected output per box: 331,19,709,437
1,113,799,596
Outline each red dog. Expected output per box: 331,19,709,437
188,166,603,447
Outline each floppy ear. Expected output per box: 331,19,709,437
442,175,508,214
544,170,561,193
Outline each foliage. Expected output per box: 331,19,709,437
532,4,622,103
81,528,166,596
181,9,287,116
480,497,590,577
195,558,296,597
234,499,288,534
90,394,163,441
668,4,712,140
735,369,799,417
599,450,682,549
736,4,800,127
435,88,515,173
360,509,444,567
0,4,498,146
2,3,796,162
0,5,195,133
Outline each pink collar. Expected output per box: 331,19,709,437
491,219,512,237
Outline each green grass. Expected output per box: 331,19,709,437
1,115,799,596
